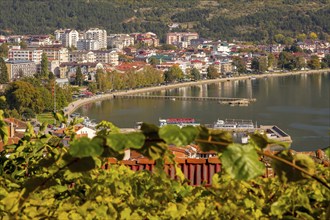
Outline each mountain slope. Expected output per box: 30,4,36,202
0,0,329,42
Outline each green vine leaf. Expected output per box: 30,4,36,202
272,151,316,182
221,143,265,180
69,137,103,158
66,156,96,172
107,132,145,152
53,110,67,124
159,125,198,146
196,126,232,152
250,133,290,149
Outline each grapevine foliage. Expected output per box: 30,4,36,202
0,112,329,219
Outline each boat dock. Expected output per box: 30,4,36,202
114,94,256,103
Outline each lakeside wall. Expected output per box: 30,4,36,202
65,69,330,116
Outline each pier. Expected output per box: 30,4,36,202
114,94,256,103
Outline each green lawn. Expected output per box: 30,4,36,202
36,113,56,125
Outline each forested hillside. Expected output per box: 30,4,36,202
0,0,329,42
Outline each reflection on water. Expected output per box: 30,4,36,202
77,72,330,151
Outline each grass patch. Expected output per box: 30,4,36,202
36,112,56,125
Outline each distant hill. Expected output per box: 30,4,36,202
0,0,329,42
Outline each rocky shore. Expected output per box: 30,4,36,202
65,69,330,116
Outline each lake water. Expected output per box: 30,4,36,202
77,72,330,151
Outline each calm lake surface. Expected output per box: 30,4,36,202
77,72,330,151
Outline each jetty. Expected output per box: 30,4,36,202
113,94,256,103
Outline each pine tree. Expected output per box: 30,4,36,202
0,57,9,84
75,66,83,86
40,53,49,79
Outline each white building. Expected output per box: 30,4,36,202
107,34,134,49
39,45,69,63
92,50,119,66
85,28,107,49
77,39,100,50
69,51,96,63
8,47,43,64
54,29,79,48
75,126,96,139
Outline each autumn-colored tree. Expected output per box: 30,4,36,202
309,32,318,41
308,55,321,69
206,65,219,79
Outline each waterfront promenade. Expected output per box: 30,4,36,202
65,69,329,116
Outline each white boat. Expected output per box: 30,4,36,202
213,119,254,130
159,118,200,128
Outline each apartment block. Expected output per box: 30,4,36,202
166,32,199,47
77,39,100,50
69,51,96,63
85,28,107,49
92,50,119,66
39,45,69,63
107,34,134,49
8,47,43,64
54,29,79,48
6,60,37,81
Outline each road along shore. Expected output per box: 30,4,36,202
65,69,330,116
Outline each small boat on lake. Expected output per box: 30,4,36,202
159,118,200,128
213,119,255,130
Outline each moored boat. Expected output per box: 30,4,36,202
159,118,200,127
213,119,255,130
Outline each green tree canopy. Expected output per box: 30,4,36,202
206,65,219,79
308,55,321,70
5,81,44,114
39,53,49,79
75,66,83,86
0,57,9,84
164,65,184,82
191,68,201,81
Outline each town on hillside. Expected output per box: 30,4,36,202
0,29,329,85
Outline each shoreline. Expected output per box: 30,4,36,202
65,69,330,116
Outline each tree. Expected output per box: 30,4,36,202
296,33,307,42
232,57,246,74
0,43,8,58
206,65,219,79
191,68,201,81
251,57,259,73
309,32,318,41
267,53,277,70
40,53,49,79
278,52,295,70
5,81,44,114
19,41,28,49
274,34,285,44
0,57,9,84
75,66,83,86
48,72,55,80
88,82,97,93
284,37,294,46
164,65,183,82
294,56,306,70
308,55,321,70
321,54,330,68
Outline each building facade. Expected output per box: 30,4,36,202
54,29,79,48
6,60,37,81
166,32,199,47
8,47,43,64
85,28,107,49
107,34,134,49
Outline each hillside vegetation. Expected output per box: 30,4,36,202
0,0,329,42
